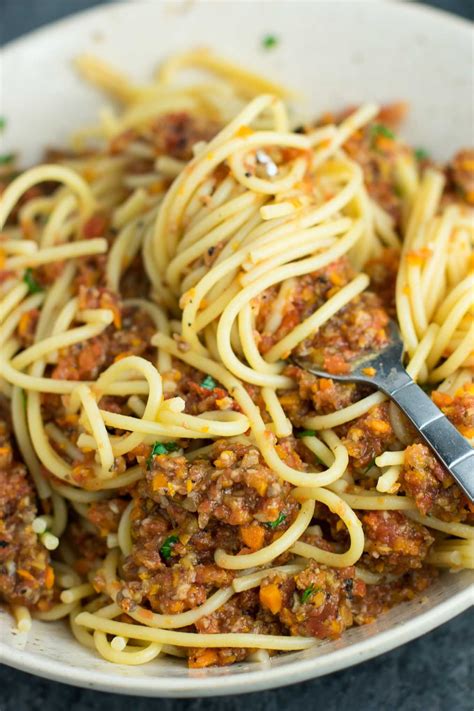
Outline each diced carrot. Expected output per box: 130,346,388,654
112,308,122,330
189,649,219,668
240,523,265,551
313,590,326,607
259,583,282,614
17,569,35,582
167,600,185,614
245,471,268,497
18,311,33,337
45,565,55,589
375,135,395,152
323,353,350,375
432,391,453,408
369,419,391,434
378,102,408,126
329,270,346,286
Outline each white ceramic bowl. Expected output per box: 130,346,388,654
0,0,473,697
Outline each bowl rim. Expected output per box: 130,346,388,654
1,590,472,696
1,0,473,55
0,0,473,697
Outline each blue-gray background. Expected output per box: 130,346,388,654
0,1,473,709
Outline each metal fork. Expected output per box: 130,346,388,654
292,320,474,501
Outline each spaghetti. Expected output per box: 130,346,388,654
0,50,473,669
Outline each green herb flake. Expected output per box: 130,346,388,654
301,585,314,603
262,34,278,50
201,375,217,390
296,429,316,438
160,534,179,560
0,117,6,131
301,585,323,603
264,512,286,530
23,268,43,294
414,147,430,161
146,441,179,469
0,154,14,165
370,124,395,141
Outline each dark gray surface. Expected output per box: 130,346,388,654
0,1,473,709
0,0,472,47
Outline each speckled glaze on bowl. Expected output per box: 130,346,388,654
0,0,473,697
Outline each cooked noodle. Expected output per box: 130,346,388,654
1,49,472,670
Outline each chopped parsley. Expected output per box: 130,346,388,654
201,375,217,390
23,268,43,294
264,512,286,529
415,147,430,161
0,117,6,131
0,153,14,165
160,535,179,560
301,585,314,603
262,34,278,50
296,429,316,438
370,124,395,141
300,585,322,603
146,441,179,469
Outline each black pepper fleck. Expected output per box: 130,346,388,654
344,578,354,599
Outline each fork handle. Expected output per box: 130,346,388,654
382,373,474,502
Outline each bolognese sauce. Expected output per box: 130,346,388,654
0,51,472,668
